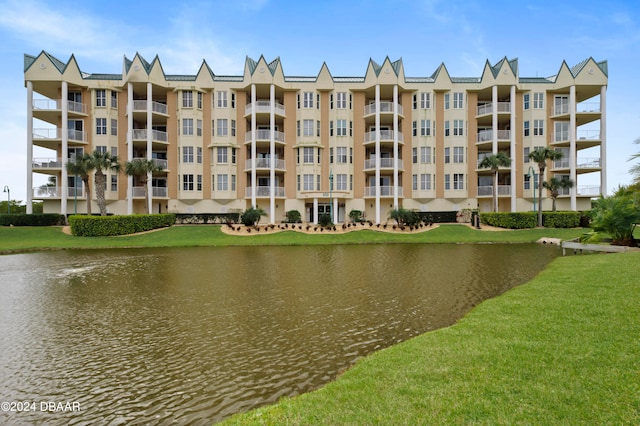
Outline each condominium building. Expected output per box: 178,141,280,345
24,51,607,223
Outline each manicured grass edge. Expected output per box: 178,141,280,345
222,252,640,425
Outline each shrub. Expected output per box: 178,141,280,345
389,208,421,227
69,214,175,236
542,211,581,228
174,213,239,225
348,209,363,223
285,210,302,223
318,213,332,227
240,207,266,227
0,214,66,226
481,212,537,229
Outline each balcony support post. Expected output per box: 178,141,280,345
147,82,153,214
269,84,275,224
600,85,607,196
251,84,257,208
313,197,318,224
569,85,577,210
492,85,498,154
26,81,34,213
510,85,516,212
127,83,134,215
61,81,68,217
393,84,399,210
375,84,381,224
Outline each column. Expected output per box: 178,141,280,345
333,197,338,224
147,82,153,214
569,85,577,211
393,84,399,209
127,83,134,214
313,197,318,224
61,81,68,217
510,85,516,212
600,85,607,196
375,84,381,224
269,84,275,223
26,81,33,214
251,84,257,208
492,85,498,154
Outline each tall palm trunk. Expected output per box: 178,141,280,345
493,169,499,212
94,171,107,216
537,163,545,227
82,176,92,215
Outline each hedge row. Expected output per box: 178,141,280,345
0,214,66,226
174,213,240,225
480,211,582,229
69,214,175,237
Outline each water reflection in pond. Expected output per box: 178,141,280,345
0,243,558,425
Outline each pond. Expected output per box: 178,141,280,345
0,243,559,425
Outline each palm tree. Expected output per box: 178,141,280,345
628,137,640,183
529,147,563,226
543,177,574,211
89,150,121,216
66,153,94,214
478,152,511,212
125,158,164,214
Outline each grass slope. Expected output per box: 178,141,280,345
224,252,640,425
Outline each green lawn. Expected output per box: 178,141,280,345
223,251,640,425
0,224,586,253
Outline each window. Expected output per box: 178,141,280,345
231,175,236,191
412,94,418,110
197,119,202,137
453,173,464,190
444,147,450,163
111,175,117,192
317,120,321,137
555,122,569,142
183,146,194,163
337,147,347,163
197,147,202,164
336,92,347,109
183,174,194,191
420,92,431,109
421,174,432,190
111,146,117,157
412,121,417,137
197,92,203,109
217,174,228,191
96,145,107,154
453,92,464,109
217,91,227,108
420,120,431,136
533,92,544,109
524,173,538,190
453,147,464,163
336,174,347,191
453,120,464,136
303,147,314,164
303,174,314,190
231,148,236,164
554,95,569,115
444,121,450,137
445,174,450,190
524,147,530,163
217,119,228,136
329,147,334,163
96,90,106,107
110,119,117,136
303,119,314,136
524,93,530,110
231,120,236,137
96,118,107,135
303,92,314,108
420,147,431,163
336,119,347,136
182,91,193,108
412,147,417,163
534,119,544,136
231,93,236,109
197,175,202,191
217,147,228,163
182,118,193,135
412,174,418,190
110,91,117,108
444,93,450,110
524,121,530,137
317,174,321,190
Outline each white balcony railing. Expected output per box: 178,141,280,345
577,101,600,113
32,128,87,142
245,101,286,116
131,100,168,115
577,185,601,196
245,130,286,143
131,157,168,170
132,186,168,198
245,158,286,170
364,102,403,116
364,130,404,144
132,129,168,142
32,158,62,168
245,186,285,197
577,157,601,169
68,100,87,114
33,99,61,110
364,158,403,169
32,186,85,199
476,129,511,143
477,185,511,197
476,102,511,116
577,129,601,140
364,186,404,197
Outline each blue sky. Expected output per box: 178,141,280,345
0,0,638,202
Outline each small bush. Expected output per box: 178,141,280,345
542,211,581,228
481,212,537,229
240,208,266,227
69,214,175,236
318,213,333,227
285,210,302,223
348,209,363,223
0,214,66,226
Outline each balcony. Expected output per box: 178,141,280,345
363,102,404,117
32,99,87,116
245,158,286,171
32,186,85,199
363,158,403,170
131,157,169,170
133,186,168,198
364,186,404,197
132,129,169,144
476,102,511,117
245,186,285,198
33,128,88,144
245,130,286,144
476,130,510,147
477,185,512,197
363,130,404,145
131,100,168,116
32,157,62,169
552,157,601,171
244,101,286,117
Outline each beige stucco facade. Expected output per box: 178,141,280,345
25,52,608,223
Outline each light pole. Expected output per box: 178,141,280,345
329,170,334,224
3,185,9,214
527,166,537,213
